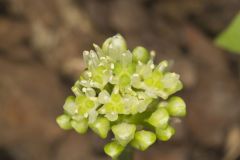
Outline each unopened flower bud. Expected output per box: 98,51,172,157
147,108,169,129
167,96,186,117
71,119,88,134
133,46,150,63
112,123,136,146
131,130,156,151
156,125,175,141
56,114,72,130
104,141,124,159
102,34,127,59
90,117,110,139
63,96,77,115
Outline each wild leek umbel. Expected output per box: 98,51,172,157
56,34,186,159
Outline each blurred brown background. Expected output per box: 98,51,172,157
0,0,240,160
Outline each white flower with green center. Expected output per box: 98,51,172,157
75,95,95,115
56,34,187,159
98,93,125,121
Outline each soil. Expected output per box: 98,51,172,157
0,0,240,160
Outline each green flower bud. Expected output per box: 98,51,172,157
90,117,110,139
157,101,168,108
167,96,186,117
104,141,124,159
147,108,169,129
105,112,118,122
136,99,151,113
102,34,127,60
71,119,88,134
109,34,127,52
63,96,77,115
56,114,72,130
131,130,156,151
156,125,175,141
133,46,150,63
112,123,136,146
162,73,183,95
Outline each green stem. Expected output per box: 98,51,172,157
117,147,134,160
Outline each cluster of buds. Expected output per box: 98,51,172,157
56,34,186,159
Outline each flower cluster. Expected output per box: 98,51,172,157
56,34,186,159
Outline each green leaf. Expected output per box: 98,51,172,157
215,12,240,53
